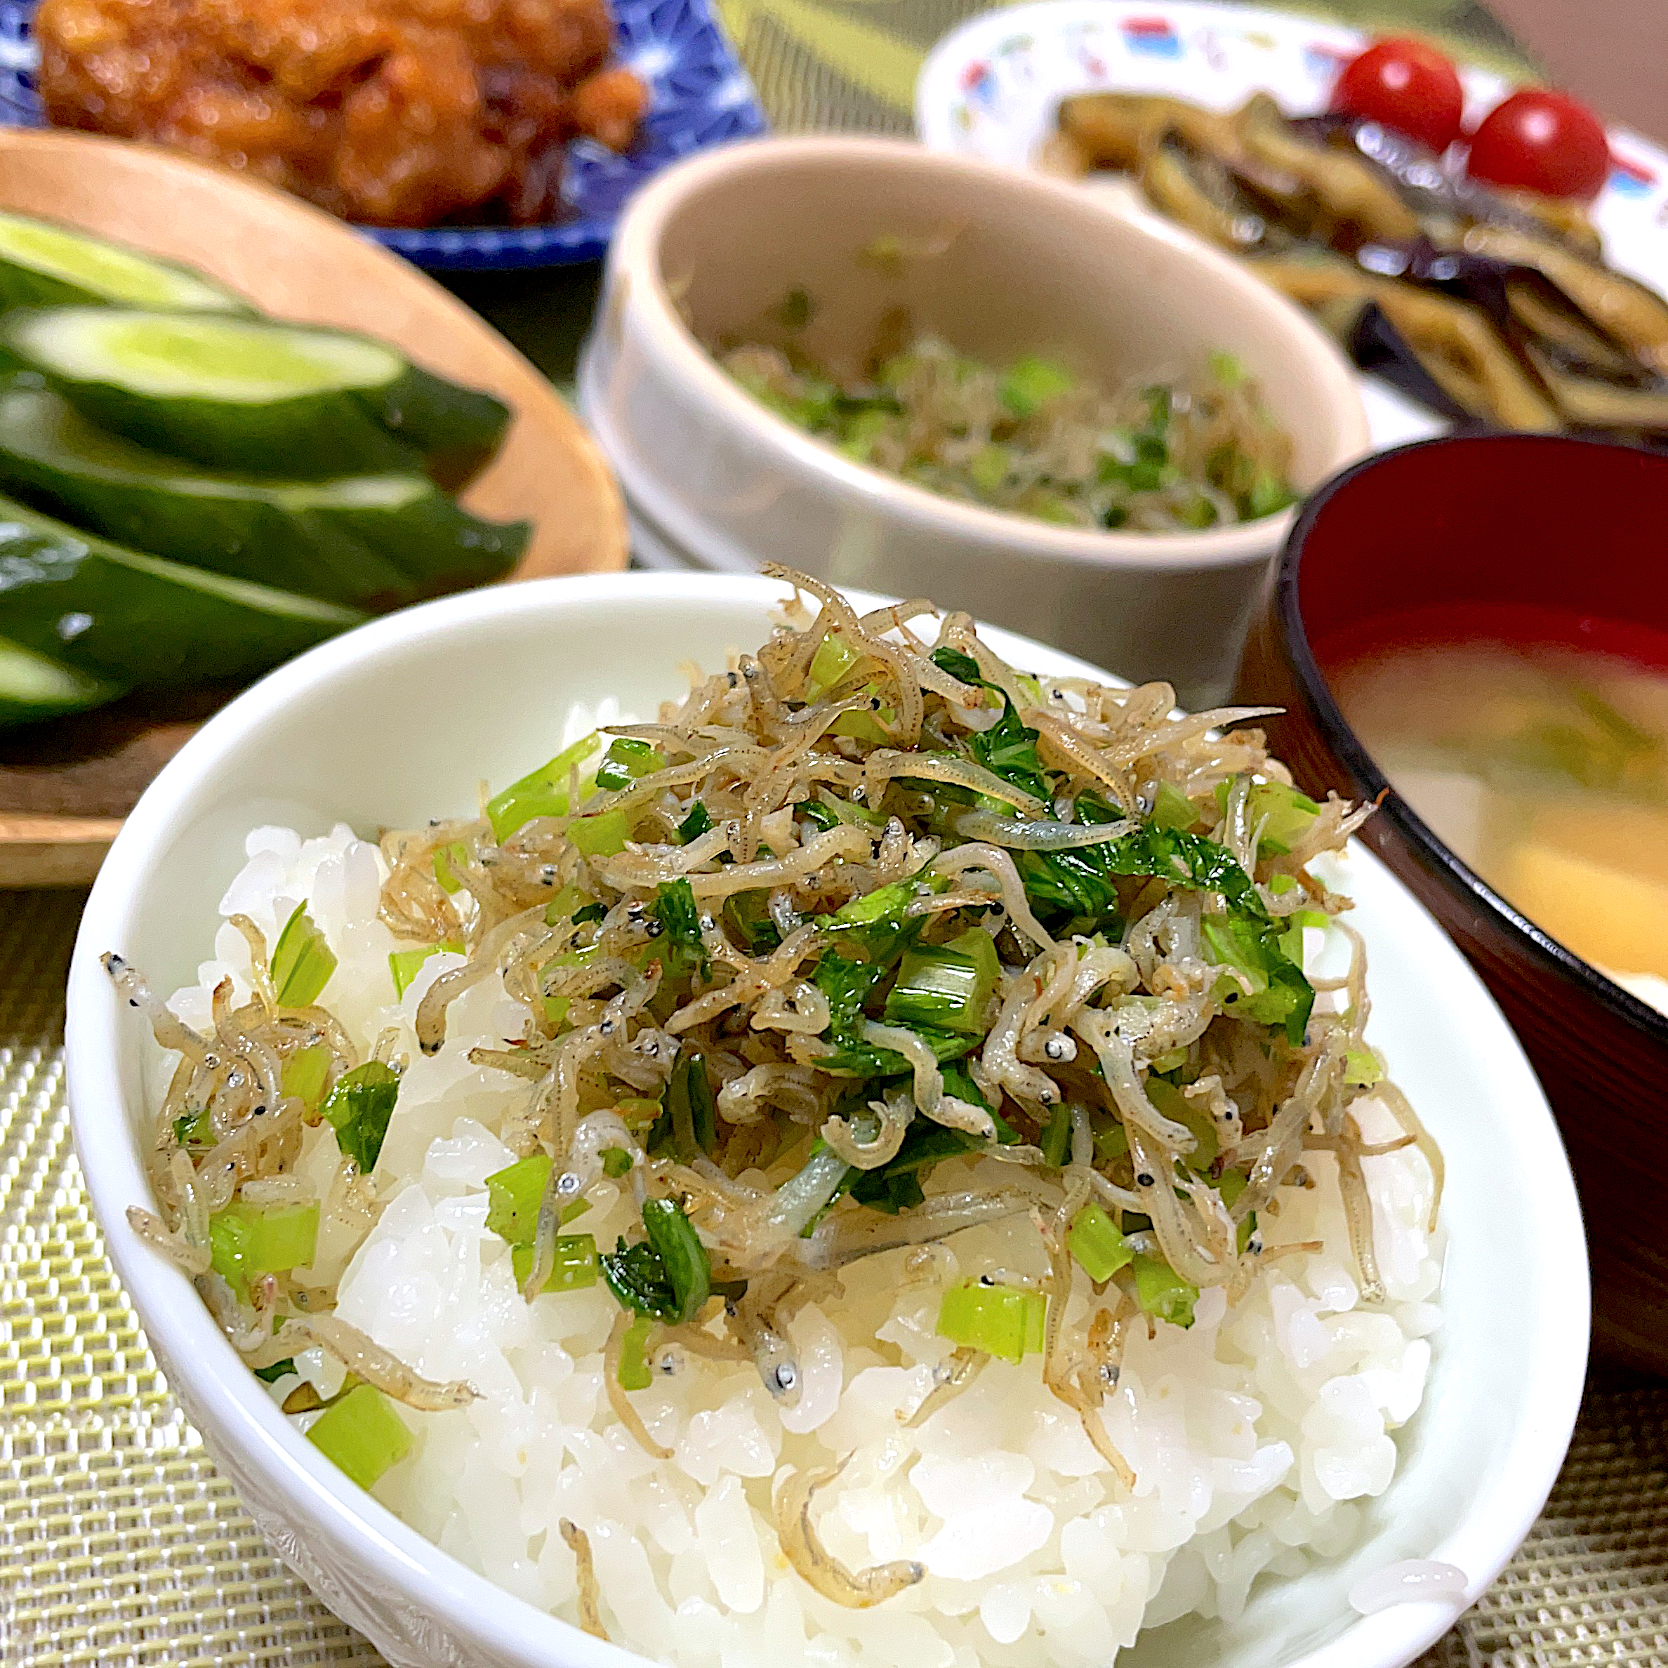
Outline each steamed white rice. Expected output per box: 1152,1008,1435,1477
161,823,1441,1668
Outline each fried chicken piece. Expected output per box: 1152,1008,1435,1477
568,63,649,152
392,0,612,80
335,27,510,225
34,0,644,227
37,0,195,135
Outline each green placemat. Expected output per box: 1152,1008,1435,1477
718,0,1531,134
13,9,1668,1667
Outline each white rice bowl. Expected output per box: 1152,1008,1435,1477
157,820,1441,1668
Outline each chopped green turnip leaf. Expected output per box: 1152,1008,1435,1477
306,1383,411,1489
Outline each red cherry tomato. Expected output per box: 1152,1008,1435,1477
1465,89,1611,200
1331,37,1466,155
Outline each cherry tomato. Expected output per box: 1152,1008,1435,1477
1465,89,1611,200
1331,37,1466,155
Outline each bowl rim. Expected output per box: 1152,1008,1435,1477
1275,430,1668,1050
604,132,1370,573
63,571,1586,1668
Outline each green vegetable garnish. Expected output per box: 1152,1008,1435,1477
1068,1203,1134,1283
511,1234,600,1294
652,878,708,979
600,1236,677,1318
1148,1077,1217,1172
542,883,592,926
484,1153,590,1247
794,797,839,833
595,735,660,791
846,1069,1016,1213
1133,1255,1198,1329
617,1314,655,1390
601,1197,712,1323
306,1383,411,1489
677,801,714,843
432,841,468,894
1216,777,1321,856
1201,914,1312,1037
1150,780,1199,831
1218,1168,1258,1253
1011,817,1313,1043
208,1198,319,1293
883,928,999,1033
271,902,335,1008
1092,1120,1129,1165
723,889,781,955
568,808,631,857
970,698,1050,801
486,733,600,843
1245,469,1296,519
936,1280,1047,1363
173,1106,213,1149
969,442,1009,494
280,1042,332,1111
810,944,974,1078
999,355,1074,417
1040,1101,1071,1168
388,939,461,998
1209,349,1247,388
1345,1047,1383,1088
665,1049,717,1157
718,327,1295,532
485,1154,551,1246
321,1061,399,1174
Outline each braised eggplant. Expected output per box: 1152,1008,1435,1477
1055,88,1668,443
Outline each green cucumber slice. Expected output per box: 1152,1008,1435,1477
0,212,250,314
0,491,364,685
0,634,123,725
0,387,525,605
1,307,514,481
1,308,423,478
290,471,529,594
372,366,512,484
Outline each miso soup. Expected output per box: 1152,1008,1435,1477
1331,640,1668,1014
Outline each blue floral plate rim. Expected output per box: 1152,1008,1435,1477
0,0,766,271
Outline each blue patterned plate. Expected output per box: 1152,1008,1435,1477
0,0,766,270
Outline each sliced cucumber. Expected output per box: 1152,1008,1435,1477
0,491,365,685
0,212,250,314
0,306,513,480
0,633,123,725
373,366,512,484
0,386,525,605
1,308,422,478
282,470,530,594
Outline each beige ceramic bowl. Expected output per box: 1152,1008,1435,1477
578,135,1369,703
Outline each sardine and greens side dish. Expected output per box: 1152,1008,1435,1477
112,572,1444,1664
717,304,1298,535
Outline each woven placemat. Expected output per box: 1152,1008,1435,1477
1,8,1659,1658
2,892,1666,1666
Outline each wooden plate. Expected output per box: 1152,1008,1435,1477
0,128,630,886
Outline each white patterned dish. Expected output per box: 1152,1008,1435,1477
915,0,1668,448
65,572,1587,1668
579,135,1369,707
